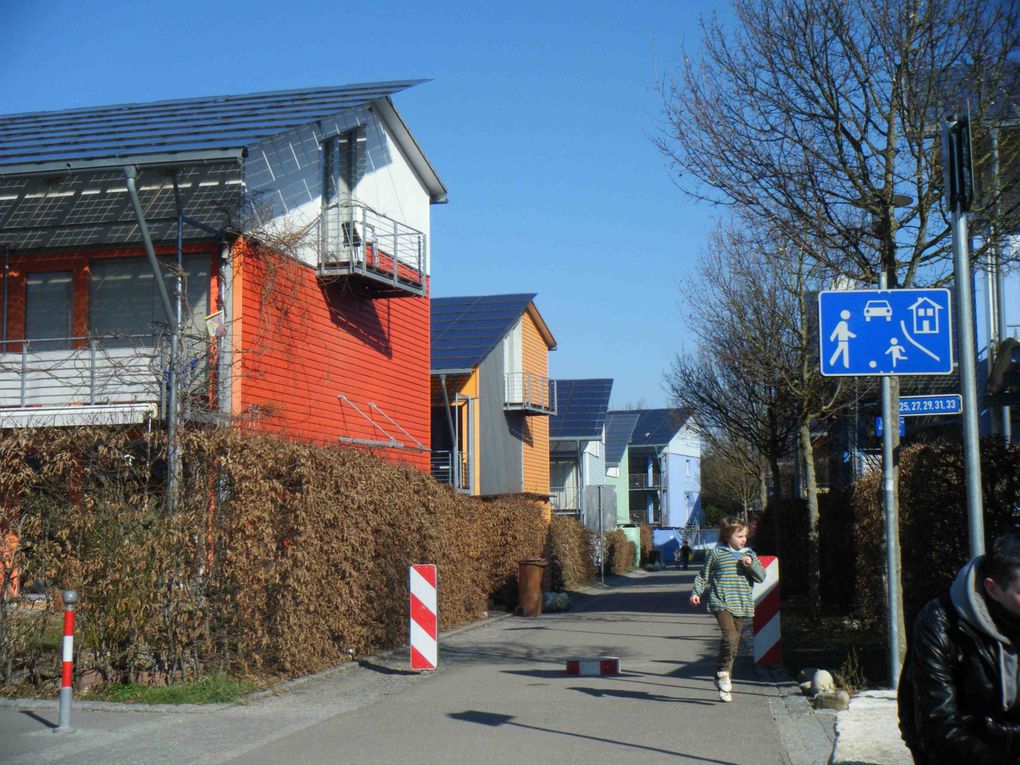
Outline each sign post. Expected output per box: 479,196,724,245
819,285,955,689
944,113,985,559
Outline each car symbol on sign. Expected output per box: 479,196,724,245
863,300,893,321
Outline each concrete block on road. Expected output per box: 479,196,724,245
565,657,620,676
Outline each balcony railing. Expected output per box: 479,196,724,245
0,334,210,423
319,199,426,296
550,484,580,512
431,450,472,492
504,372,557,415
629,474,662,490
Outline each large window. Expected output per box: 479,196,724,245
25,271,72,351
323,127,365,206
89,256,209,347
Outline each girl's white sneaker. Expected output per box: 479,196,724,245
719,689,733,702
715,671,732,693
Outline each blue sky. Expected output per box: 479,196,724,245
3,0,732,408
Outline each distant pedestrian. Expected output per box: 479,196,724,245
689,517,765,702
898,530,1020,763
678,540,692,571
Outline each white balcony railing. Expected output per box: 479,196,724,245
430,450,471,492
550,484,580,512
320,199,426,295
0,335,210,422
504,372,557,415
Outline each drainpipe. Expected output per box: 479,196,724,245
124,166,179,511
439,375,459,489
2,246,9,345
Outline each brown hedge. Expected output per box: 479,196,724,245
0,426,555,687
854,438,1020,627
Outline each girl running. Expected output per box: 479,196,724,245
689,517,765,702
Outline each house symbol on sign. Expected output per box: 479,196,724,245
908,297,942,335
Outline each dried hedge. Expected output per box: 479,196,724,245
854,438,1020,627
604,529,636,576
545,516,595,591
1,426,563,688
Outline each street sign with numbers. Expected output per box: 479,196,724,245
899,394,962,416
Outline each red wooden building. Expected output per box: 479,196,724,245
0,82,446,470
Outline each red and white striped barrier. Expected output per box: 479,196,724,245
565,657,620,676
55,589,78,733
409,564,437,671
752,556,781,665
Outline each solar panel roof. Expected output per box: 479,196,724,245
626,408,693,447
0,81,424,170
431,294,537,371
550,379,613,440
605,411,640,466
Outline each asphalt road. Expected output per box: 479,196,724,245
0,568,833,764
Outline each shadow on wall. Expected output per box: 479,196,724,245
320,280,392,357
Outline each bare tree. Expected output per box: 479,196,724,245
699,433,765,521
659,0,1019,285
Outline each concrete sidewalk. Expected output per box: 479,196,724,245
830,690,912,764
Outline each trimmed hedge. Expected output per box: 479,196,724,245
1,426,587,688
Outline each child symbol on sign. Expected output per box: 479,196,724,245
885,338,907,368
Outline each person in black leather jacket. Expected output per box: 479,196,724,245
899,531,1020,764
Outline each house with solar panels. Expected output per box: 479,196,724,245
430,294,557,498
0,81,446,471
549,378,614,523
604,408,701,528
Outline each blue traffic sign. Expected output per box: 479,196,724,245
875,416,906,437
818,289,954,376
899,394,962,416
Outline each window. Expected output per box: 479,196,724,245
323,127,365,206
25,271,72,351
89,256,209,347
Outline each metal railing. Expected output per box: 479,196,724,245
0,334,209,411
430,450,471,492
629,474,662,490
320,199,426,294
550,484,580,512
503,372,557,414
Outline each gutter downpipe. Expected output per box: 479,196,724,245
124,166,179,511
2,246,9,345
439,375,459,489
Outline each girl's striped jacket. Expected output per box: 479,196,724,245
691,545,766,618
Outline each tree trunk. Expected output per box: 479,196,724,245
769,455,782,553
800,421,821,615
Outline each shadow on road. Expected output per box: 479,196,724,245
448,709,742,763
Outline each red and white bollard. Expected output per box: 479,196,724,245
409,565,437,670
752,557,782,665
55,589,77,733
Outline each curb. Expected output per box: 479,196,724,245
754,664,837,765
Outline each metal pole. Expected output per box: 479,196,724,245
951,187,986,559
54,589,78,733
879,270,901,689
599,486,605,587
991,129,1012,444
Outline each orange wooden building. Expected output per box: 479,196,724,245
430,294,557,497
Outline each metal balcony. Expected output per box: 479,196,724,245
629,474,662,490
504,372,557,415
319,199,426,296
550,484,580,513
431,450,472,493
0,334,210,427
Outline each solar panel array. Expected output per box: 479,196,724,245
431,294,537,371
605,411,641,466
550,379,613,440
0,81,423,168
604,408,693,464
